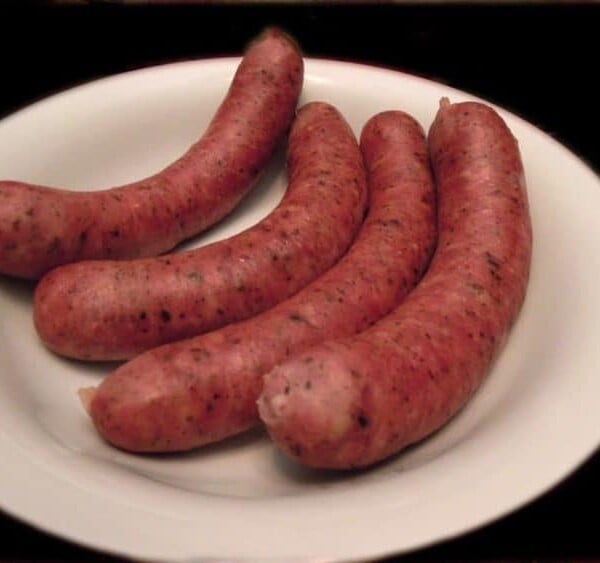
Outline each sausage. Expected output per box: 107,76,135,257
0,27,303,279
258,99,533,469
34,101,367,361
80,110,437,452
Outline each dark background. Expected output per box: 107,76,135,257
0,1,599,561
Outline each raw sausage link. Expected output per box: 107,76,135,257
34,101,367,361
258,99,533,469
0,27,303,279
81,110,437,452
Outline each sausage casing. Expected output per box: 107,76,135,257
34,101,367,360
82,110,437,452
0,27,303,279
258,99,533,469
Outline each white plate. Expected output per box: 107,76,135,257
1,57,599,562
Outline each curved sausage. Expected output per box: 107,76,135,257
80,110,437,452
258,99,533,469
0,27,303,279
34,101,367,361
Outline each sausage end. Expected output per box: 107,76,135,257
78,386,97,416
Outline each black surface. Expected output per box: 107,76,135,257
0,2,598,561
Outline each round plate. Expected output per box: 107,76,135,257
0,57,599,562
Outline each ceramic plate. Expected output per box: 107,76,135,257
0,57,599,562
